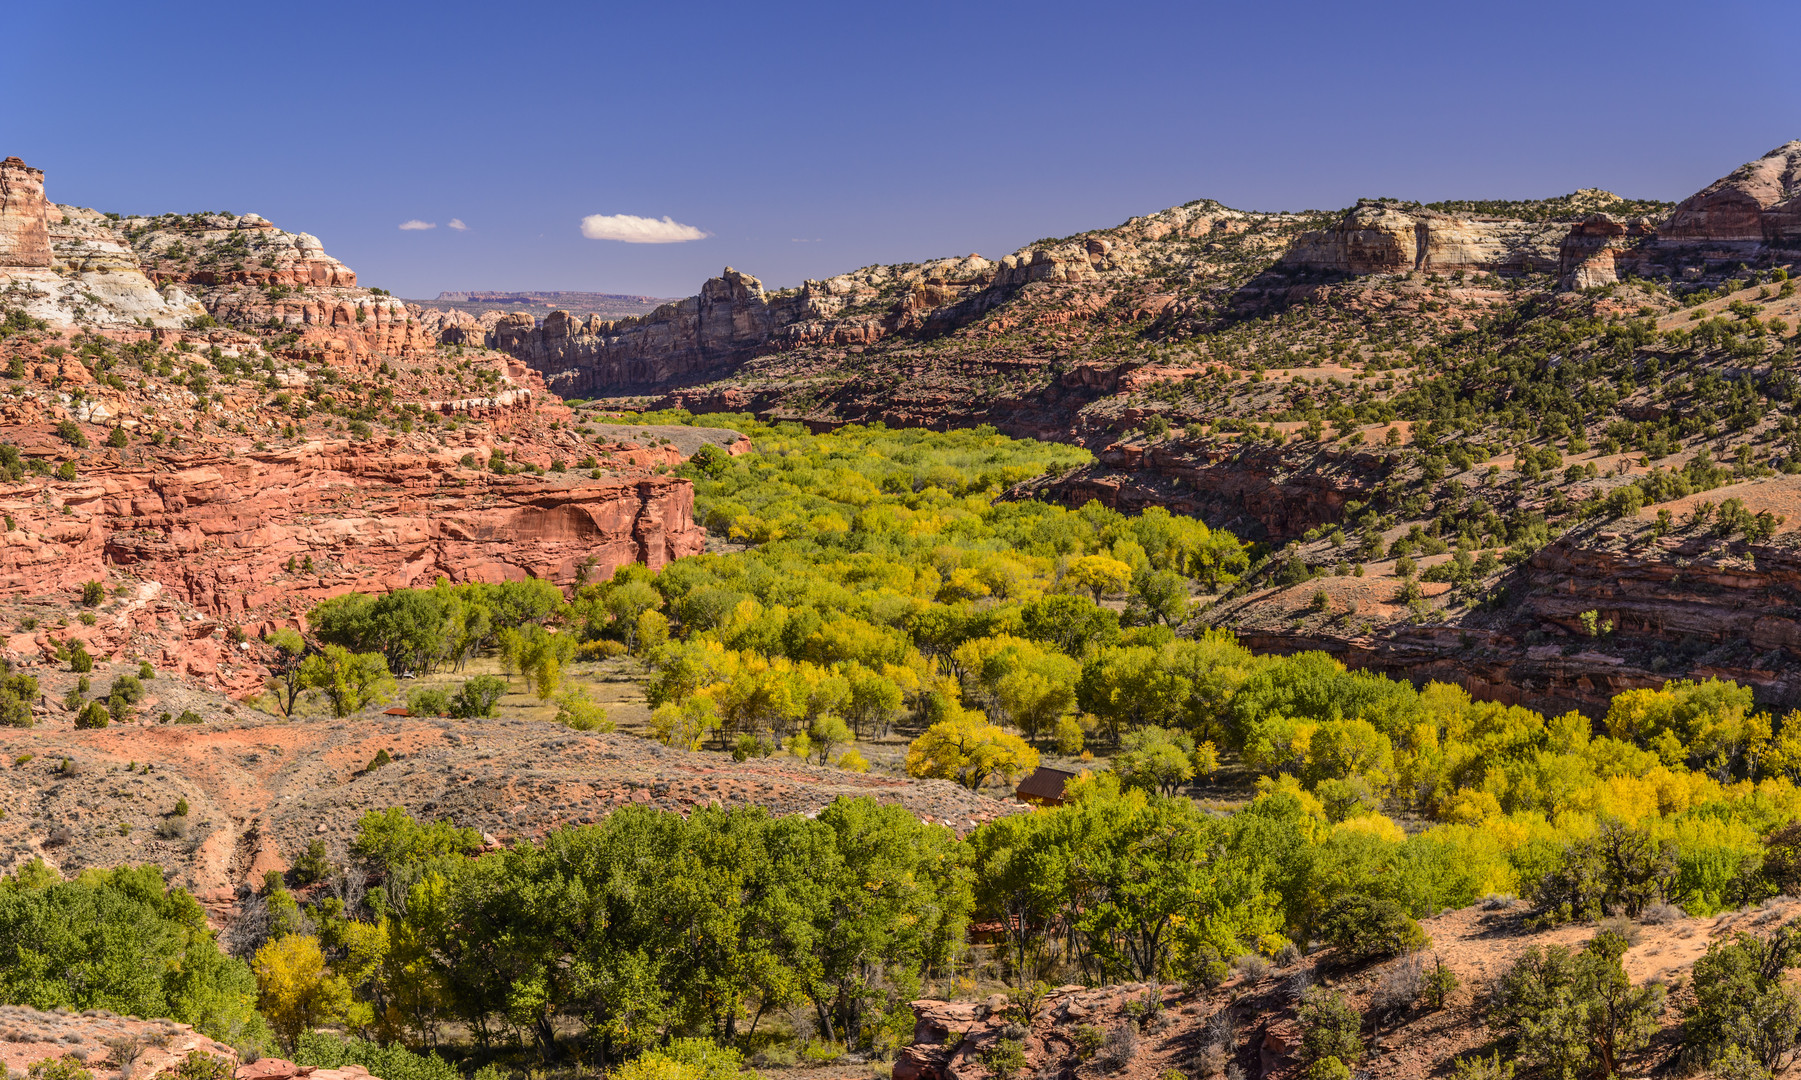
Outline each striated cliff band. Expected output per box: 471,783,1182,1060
0,156,717,698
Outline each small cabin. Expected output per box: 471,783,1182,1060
1015,766,1078,807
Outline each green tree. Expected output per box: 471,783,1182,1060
1298,987,1364,1068
298,646,395,718
1491,930,1665,1080
1682,926,1801,1073
448,675,506,718
1318,894,1427,962
265,628,309,716
0,863,265,1044
1110,726,1198,795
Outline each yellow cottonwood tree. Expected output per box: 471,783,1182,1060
905,707,1039,790
254,934,353,1052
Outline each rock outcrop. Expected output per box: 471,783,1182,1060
1663,140,1801,246
131,211,357,290
1026,436,1389,542
1547,142,1801,288
1279,200,1567,275
0,1004,235,1080
1556,213,1658,289
0,442,706,618
497,269,791,394
0,157,51,269
0,159,396,333
0,160,207,328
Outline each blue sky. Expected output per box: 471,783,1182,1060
5,0,1796,299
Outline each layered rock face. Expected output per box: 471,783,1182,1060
131,210,358,289
492,203,1308,396
1562,143,1801,285
1556,213,1658,289
502,263,1004,395
1279,200,1567,275
0,442,706,619
0,159,206,327
1231,528,1801,717
0,158,393,333
1662,140,1801,245
1028,437,1389,541
0,1005,236,1080
0,156,50,268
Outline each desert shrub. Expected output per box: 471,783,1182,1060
553,686,611,731
109,674,144,704
291,839,333,887
293,1035,458,1080
0,664,37,728
30,1058,94,1080
1186,957,1229,991
1369,952,1425,1020
750,1046,797,1069
1297,988,1362,1068
1423,954,1459,1008
1005,981,1052,1025
1448,1053,1514,1080
1093,1025,1139,1073
980,1038,1027,1080
75,700,110,729
1233,953,1270,981
1069,1024,1104,1061
448,675,506,718
1301,1058,1349,1080
173,1055,232,1080
1682,925,1801,1072
1595,916,1643,947
1641,901,1685,925
1318,893,1427,962
1491,930,1663,1080
80,580,105,606
406,687,450,716
103,1033,150,1069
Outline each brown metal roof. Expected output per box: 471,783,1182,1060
1015,765,1078,802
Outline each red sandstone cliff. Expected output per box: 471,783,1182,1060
0,441,705,622
0,157,50,269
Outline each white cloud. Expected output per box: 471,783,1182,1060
580,213,708,244
398,219,436,231
447,218,467,231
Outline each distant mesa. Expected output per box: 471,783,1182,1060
413,289,675,321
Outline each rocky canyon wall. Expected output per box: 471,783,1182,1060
0,441,706,621
1230,528,1801,716
0,157,50,268
1278,202,1568,276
